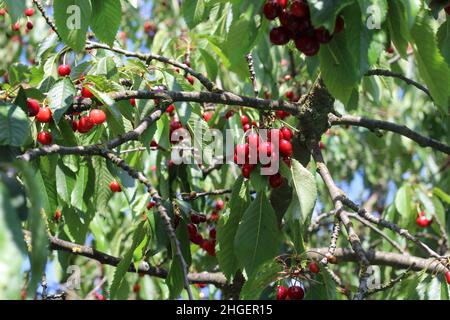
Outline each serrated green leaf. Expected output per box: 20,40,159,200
54,0,92,51
47,78,76,124
90,0,122,46
234,192,281,276
0,103,30,147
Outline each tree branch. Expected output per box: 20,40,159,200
329,114,450,155
365,69,431,99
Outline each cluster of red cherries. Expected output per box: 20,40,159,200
187,199,224,256
263,0,344,56
233,116,294,189
276,262,320,300
0,7,35,33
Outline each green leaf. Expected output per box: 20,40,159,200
47,78,77,124
53,0,92,51
182,0,205,29
234,192,281,276
217,176,250,279
16,162,48,296
3,0,26,22
290,159,318,226
437,18,450,70
240,260,283,299
90,0,122,46
394,184,413,226
109,221,147,299
411,12,450,110
308,0,353,31
92,157,114,214
0,181,26,299
70,163,89,211
319,32,360,105
0,103,30,147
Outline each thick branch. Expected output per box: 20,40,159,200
23,230,226,286
329,114,450,155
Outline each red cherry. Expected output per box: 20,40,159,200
295,35,320,56
242,165,252,179
77,116,94,133
81,86,94,98
166,104,175,114
144,21,152,32
186,75,195,85
146,200,156,210
36,107,52,123
0,9,7,16
150,140,158,148
55,210,61,222
235,143,249,164
26,21,34,30
12,22,20,31
280,127,293,140
133,283,141,293
416,215,431,228
319,141,325,150
89,109,107,125
191,213,207,224
277,0,287,8
71,120,79,132
259,141,274,156
26,98,40,117
130,98,136,107
283,157,292,167
190,233,203,245
187,223,197,237
24,8,34,17
37,131,52,145
279,139,293,157
290,0,309,18
170,120,182,131
109,180,122,193
203,112,213,122
287,286,304,300
243,124,251,132
285,90,295,100
270,27,290,45
58,64,71,77
277,285,288,300
275,110,290,119
268,128,284,143
215,199,225,211
209,228,216,239
308,262,320,274
335,15,345,33
445,271,450,284
247,132,260,149
241,114,249,126
210,212,219,222
315,27,333,44
263,1,281,20
269,173,283,188
225,110,234,119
